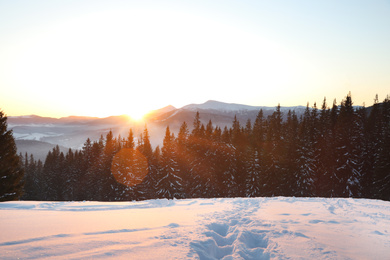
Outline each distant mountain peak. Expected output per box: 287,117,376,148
182,100,262,112
149,105,176,114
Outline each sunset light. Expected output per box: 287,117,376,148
128,110,148,121
1,1,389,118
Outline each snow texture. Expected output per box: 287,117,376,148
1,197,389,259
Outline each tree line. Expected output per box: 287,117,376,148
15,94,390,201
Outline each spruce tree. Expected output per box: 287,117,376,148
334,93,362,197
370,97,390,200
283,110,300,196
295,104,316,196
314,98,332,197
0,110,24,201
262,105,283,196
177,121,191,194
156,126,184,199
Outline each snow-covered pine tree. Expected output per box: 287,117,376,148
230,115,247,197
156,126,185,199
370,96,390,200
282,110,301,196
134,126,158,200
262,105,284,196
176,121,192,196
245,147,262,197
314,98,333,197
294,104,316,197
333,93,363,197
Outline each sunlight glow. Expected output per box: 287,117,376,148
128,110,147,121
3,9,310,117
111,148,148,187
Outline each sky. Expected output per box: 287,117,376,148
0,0,389,118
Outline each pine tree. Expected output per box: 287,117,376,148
177,121,191,195
370,96,390,200
156,126,184,199
323,99,340,197
230,115,247,196
125,128,135,149
89,130,119,201
138,126,153,161
245,147,262,197
134,125,156,200
333,93,362,197
42,145,65,200
0,110,24,201
21,153,40,200
262,105,283,196
192,111,201,137
282,110,301,196
294,104,316,196
314,98,333,197
63,148,77,200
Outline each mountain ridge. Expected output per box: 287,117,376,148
6,100,328,159
9,100,306,120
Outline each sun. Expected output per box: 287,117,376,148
125,105,155,121
128,110,146,121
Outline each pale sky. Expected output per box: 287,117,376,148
1,0,389,118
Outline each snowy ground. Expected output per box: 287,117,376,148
1,197,389,259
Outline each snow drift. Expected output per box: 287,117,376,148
1,197,389,259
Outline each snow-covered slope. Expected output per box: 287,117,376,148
1,197,389,259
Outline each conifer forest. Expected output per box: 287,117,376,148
20,94,390,201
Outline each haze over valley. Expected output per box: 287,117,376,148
9,100,307,160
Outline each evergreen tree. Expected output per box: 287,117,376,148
323,99,340,197
245,147,262,197
63,148,79,200
88,131,119,201
156,126,184,199
192,111,201,137
43,145,65,200
314,98,333,197
138,126,153,161
21,154,40,200
333,94,362,197
0,110,24,201
294,105,316,196
370,96,390,200
177,121,191,195
282,110,301,196
125,128,135,149
134,125,156,200
262,105,283,196
230,115,247,196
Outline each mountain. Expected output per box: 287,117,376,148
182,100,307,113
182,100,262,112
8,100,307,159
15,140,69,161
148,100,307,130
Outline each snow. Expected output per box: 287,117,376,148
0,197,389,259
